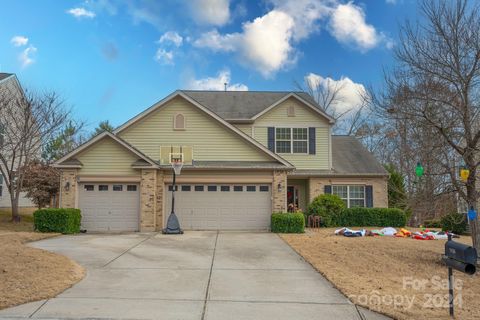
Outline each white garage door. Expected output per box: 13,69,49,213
165,184,272,230
78,183,140,232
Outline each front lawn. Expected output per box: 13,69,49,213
0,208,85,310
281,228,480,320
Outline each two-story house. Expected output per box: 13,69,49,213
54,90,388,232
0,73,35,209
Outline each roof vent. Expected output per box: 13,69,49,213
287,105,295,117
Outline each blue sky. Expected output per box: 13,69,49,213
0,0,418,130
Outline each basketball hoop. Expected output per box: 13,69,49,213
171,159,183,175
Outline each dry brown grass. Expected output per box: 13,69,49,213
0,229,85,310
281,228,480,320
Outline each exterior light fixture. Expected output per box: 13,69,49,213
277,183,283,192
64,181,70,191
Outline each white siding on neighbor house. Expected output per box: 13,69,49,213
76,136,140,176
118,97,272,162
251,97,331,170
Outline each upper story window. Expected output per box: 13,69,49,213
275,127,308,154
332,185,365,208
173,113,185,130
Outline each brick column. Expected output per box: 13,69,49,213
60,169,77,208
140,169,156,232
273,170,287,212
308,178,326,204
155,170,164,231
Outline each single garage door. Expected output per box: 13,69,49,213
165,184,272,230
78,183,140,232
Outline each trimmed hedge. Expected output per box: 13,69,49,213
307,194,345,227
33,208,82,234
271,212,305,233
423,219,442,228
441,213,467,234
335,207,407,227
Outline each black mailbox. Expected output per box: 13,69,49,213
443,240,477,275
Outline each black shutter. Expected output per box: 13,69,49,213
268,127,275,152
308,127,316,154
324,185,332,194
365,185,373,207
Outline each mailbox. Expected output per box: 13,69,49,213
443,240,477,275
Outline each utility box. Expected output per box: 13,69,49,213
443,240,477,275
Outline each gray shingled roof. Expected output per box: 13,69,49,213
290,136,387,176
332,136,387,175
181,90,325,120
0,73,13,82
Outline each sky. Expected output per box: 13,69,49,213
0,0,419,130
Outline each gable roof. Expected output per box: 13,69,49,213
332,136,387,175
114,91,294,168
53,131,157,168
0,73,13,82
181,90,335,123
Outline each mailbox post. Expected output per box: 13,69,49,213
442,233,477,318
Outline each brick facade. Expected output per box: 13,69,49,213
155,170,164,231
307,176,388,208
140,169,156,231
273,170,287,212
59,169,77,208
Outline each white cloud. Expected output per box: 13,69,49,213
158,31,183,47
328,2,379,51
67,7,96,19
10,36,28,47
305,73,366,114
189,0,230,26
19,45,37,68
194,10,295,77
187,70,248,91
154,49,174,65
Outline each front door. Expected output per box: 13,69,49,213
287,185,299,212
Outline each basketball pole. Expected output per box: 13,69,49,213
162,158,184,234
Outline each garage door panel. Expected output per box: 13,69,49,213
165,184,271,230
79,183,139,232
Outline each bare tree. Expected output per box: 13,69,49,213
0,83,70,222
377,0,480,249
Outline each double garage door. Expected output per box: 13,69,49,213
78,183,140,232
165,184,272,230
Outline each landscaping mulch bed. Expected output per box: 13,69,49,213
0,226,85,310
281,228,480,320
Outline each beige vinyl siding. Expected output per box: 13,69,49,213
77,137,139,176
119,97,271,162
251,98,331,169
234,124,253,136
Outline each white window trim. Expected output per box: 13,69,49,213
274,127,309,154
332,185,366,208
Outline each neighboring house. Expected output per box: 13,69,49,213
54,90,388,232
0,73,35,209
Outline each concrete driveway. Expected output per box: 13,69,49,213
0,232,388,320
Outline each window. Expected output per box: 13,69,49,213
195,185,204,191
233,185,243,192
208,185,217,192
127,185,137,191
84,185,94,191
113,185,123,191
220,186,230,192
332,185,365,208
181,185,191,191
99,185,108,191
168,185,178,191
259,185,269,192
246,186,256,192
173,113,185,130
275,128,308,154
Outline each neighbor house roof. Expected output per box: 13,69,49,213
290,136,388,177
181,90,334,123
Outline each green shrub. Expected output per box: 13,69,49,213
271,212,305,233
441,213,467,234
423,219,442,228
33,208,81,234
333,207,407,227
307,194,345,227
